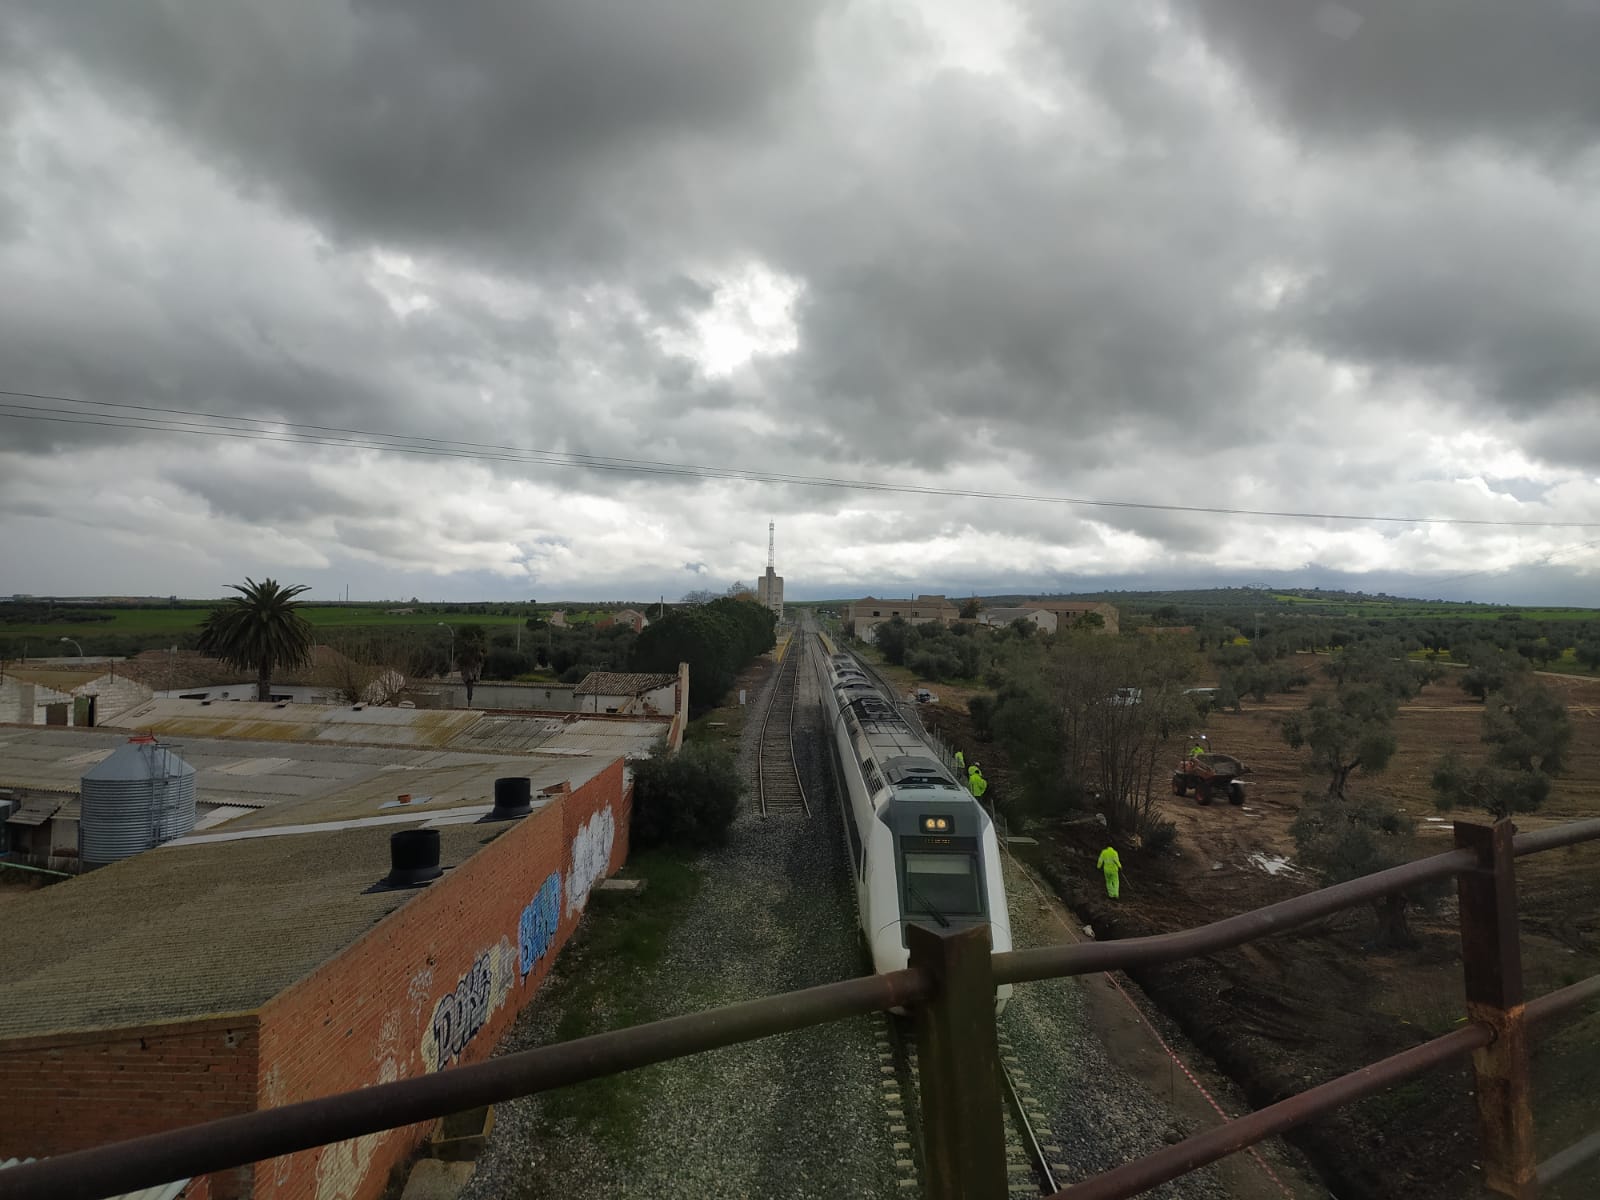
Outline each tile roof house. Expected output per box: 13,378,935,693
572,669,683,716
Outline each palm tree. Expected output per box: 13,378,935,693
457,623,489,706
197,578,315,701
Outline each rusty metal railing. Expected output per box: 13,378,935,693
1,817,1597,1200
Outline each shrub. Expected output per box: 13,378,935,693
1142,819,1177,856
630,743,744,850
485,648,535,679
967,693,996,740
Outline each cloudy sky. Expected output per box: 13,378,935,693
4,1,1600,605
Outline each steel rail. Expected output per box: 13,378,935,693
999,1055,1058,1195
0,969,932,1200
1538,1131,1600,1188
755,641,787,815
994,847,1474,984
5,819,1595,1200
995,818,1600,986
785,632,811,816
1052,1022,1494,1200
1510,816,1600,856
756,636,805,815
1054,967,1600,1200
1524,972,1600,1025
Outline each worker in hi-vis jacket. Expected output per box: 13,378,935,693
1097,844,1123,899
967,764,987,800
955,748,966,770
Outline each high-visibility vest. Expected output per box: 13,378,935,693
1097,847,1122,872
955,751,966,769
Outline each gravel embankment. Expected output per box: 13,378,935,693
463,635,899,1199
1000,855,1232,1199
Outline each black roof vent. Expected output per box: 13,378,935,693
370,829,443,891
485,776,532,821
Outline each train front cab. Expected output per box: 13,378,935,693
880,775,1013,1013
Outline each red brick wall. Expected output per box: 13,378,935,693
250,757,631,1200
0,1018,260,1199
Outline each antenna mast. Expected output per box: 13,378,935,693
767,521,775,572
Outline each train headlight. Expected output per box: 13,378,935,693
920,815,952,833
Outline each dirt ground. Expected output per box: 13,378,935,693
915,652,1600,1200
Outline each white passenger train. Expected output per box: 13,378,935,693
812,636,1013,1011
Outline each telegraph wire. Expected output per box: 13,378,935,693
4,388,1600,530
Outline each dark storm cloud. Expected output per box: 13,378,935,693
161,458,391,526
5,0,1599,601
1177,1,1600,154
757,65,1284,474
1270,156,1600,439
8,0,828,267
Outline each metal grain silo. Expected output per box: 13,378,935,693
79,735,197,867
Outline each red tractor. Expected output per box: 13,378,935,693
1172,739,1249,806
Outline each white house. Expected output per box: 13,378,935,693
977,607,1057,634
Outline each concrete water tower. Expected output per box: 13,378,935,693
756,521,785,619
79,735,198,868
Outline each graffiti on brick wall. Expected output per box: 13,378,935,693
518,872,563,979
315,1013,401,1200
419,937,516,1073
567,804,615,916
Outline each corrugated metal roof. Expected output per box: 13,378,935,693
0,1159,188,1200
4,797,62,827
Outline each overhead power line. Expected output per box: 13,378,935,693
3,387,1599,530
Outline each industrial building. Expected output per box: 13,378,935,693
756,521,784,619
0,685,685,1200
845,594,960,641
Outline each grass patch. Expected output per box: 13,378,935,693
683,699,749,751
534,849,702,1141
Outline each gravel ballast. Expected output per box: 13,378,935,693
462,634,899,1199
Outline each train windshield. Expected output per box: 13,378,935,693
902,852,983,918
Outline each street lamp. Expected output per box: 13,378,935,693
436,623,455,677
60,637,83,663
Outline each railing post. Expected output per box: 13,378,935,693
907,923,1008,1200
1455,820,1538,1199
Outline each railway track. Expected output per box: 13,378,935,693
756,634,810,816
885,1016,1064,1196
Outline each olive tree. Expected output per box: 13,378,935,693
1433,678,1570,818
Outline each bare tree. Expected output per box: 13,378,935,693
316,637,409,705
